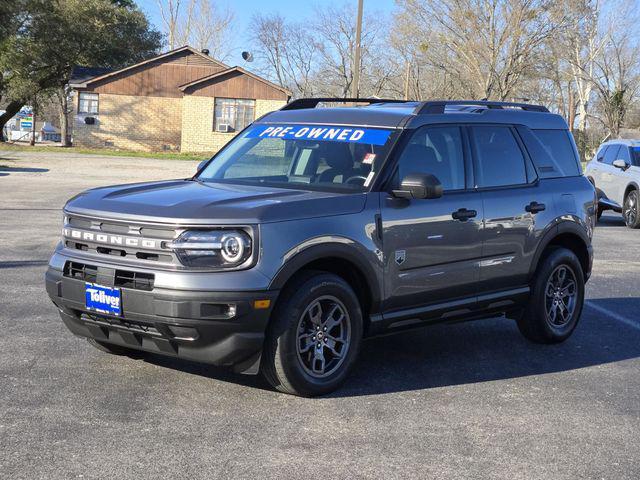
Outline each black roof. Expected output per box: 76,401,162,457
69,66,113,85
259,98,568,130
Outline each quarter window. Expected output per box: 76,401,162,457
214,98,255,132
533,129,581,176
394,126,466,191
78,92,99,114
470,126,527,188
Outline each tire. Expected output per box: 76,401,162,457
261,272,363,397
517,248,585,344
87,338,146,357
623,189,640,229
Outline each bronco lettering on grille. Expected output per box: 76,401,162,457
63,228,158,249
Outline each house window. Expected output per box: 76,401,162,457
78,92,99,114
214,98,255,132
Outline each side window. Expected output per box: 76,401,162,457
395,126,465,191
532,129,581,176
632,147,640,167
602,145,620,165
470,126,527,188
617,145,632,164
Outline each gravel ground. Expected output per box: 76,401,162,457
1,149,639,479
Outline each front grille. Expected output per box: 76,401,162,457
63,214,179,266
64,261,97,283
63,261,155,291
114,269,155,291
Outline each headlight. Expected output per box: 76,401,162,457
167,229,253,269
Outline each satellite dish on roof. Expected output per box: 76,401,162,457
241,51,254,62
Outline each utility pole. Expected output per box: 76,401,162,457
352,0,364,99
30,99,36,146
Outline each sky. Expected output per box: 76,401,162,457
135,0,397,65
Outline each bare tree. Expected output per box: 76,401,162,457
395,0,572,100
183,0,233,59
250,14,325,97
156,0,182,49
156,0,233,58
592,32,640,137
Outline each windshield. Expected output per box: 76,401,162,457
197,123,398,192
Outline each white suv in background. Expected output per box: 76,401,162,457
585,139,640,228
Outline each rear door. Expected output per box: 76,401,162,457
380,125,483,312
469,125,555,294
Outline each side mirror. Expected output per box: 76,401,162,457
612,159,630,170
197,159,209,172
392,173,443,200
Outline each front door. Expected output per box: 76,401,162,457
609,145,633,205
380,125,483,312
598,144,622,204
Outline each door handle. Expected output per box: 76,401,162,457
525,201,546,214
452,208,477,221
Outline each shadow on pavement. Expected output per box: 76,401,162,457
0,260,50,269
0,165,49,174
596,214,625,227
139,297,640,397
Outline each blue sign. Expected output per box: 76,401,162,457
85,283,121,316
246,124,393,145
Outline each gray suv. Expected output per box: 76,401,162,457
46,99,595,396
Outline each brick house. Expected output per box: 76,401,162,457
69,46,291,153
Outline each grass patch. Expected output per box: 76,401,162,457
0,143,209,161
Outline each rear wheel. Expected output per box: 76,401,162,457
517,248,584,344
87,338,145,357
623,189,640,229
261,272,363,397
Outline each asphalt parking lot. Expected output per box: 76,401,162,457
1,149,639,479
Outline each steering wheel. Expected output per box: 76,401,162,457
344,175,368,186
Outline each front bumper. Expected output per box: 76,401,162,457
45,262,278,374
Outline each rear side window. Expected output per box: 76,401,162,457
532,130,581,176
470,126,527,188
602,145,620,165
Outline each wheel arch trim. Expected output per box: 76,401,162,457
529,221,592,281
268,239,382,310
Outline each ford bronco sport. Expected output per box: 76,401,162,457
46,98,595,396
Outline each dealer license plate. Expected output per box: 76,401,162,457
85,283,121,316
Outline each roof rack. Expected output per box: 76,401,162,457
280,97,410,111
416,100,549,114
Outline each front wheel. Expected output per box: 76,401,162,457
623,189,640,229
517,248,585,344
261,272,363,397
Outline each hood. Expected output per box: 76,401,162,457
64,179,367,225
